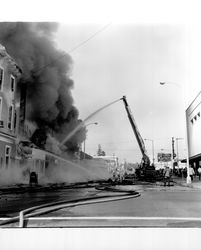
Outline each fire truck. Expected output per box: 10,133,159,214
121,96,162,182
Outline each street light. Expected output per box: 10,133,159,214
160,81,180,88
83,122,98,159
160,81,191,184
144,138,155,164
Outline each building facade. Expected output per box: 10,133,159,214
186,91,201,171
0,44,22,169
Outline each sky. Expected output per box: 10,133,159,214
55,23,201,163
1,0,201,164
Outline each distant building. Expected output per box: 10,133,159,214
79,151,93,160
0,44,22,168
93,155,119,172
186,91,201,171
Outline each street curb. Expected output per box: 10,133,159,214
155,179,201,189
173,180,201,189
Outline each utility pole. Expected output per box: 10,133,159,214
160,81,191,184
83,122,98,159
176,138,184,169
144,138,155,165
172,137,176,172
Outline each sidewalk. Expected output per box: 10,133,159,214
172,176,201,189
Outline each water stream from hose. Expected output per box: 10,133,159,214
60,98,122,146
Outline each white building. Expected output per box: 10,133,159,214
186,91,201,171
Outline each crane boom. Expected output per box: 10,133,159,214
121,96,150,167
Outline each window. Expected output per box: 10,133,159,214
191,111,201,125
0,157,3,168
0,67,4,90
0,97,2,120
10,75,15,92
14,110,17,130
5,145,11,168
8,105,14,130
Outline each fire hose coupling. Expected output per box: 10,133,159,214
19,211,24,228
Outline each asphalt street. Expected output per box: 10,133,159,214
1,181,201,227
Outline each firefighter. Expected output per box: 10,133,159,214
189,165,195,181
163,166,172,186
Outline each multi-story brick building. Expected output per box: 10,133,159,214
0,44,22,169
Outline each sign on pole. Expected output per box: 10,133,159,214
157,153,172,162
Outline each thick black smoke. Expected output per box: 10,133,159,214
0,22,86,152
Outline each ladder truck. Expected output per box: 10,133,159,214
121,96,160,181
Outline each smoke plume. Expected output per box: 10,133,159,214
0,22,86,152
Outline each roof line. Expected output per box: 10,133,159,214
186,91,201,111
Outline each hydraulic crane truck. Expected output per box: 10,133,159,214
121,96,160,182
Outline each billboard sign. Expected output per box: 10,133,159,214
157,153,172,162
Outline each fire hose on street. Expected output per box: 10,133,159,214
0,184,140,227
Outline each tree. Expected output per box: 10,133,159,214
97,144,106,156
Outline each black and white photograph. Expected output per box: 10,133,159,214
0,0,201,249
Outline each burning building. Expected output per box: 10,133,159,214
0,23,89,184
0,23,112,185
0,23,86,155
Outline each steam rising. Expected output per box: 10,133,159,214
0,160,111,186
0,22,86,151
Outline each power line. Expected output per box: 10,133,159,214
87,147,141,152
35,23,112,74
68,23,111,54
88,141,136,145
87,137,175,146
